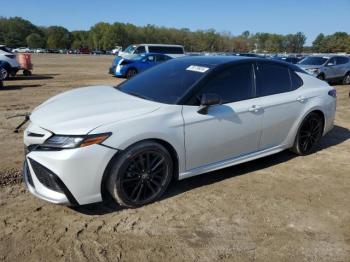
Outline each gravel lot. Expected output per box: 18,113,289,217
0,54,349,262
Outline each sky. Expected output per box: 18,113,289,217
1,0,350,45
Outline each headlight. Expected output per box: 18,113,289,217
42,133,111,149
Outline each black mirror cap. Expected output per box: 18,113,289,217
197,93,222,115
201,93,222,106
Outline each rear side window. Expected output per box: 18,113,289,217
256,63,292,97
290,71,303,90
197,63,254,104
336,57,349,65
148,46,184,54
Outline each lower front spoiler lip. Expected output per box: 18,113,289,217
23,160,71,205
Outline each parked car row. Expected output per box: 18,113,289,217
108,44,350,85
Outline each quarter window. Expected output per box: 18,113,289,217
256,63,292,96
197,63,254,104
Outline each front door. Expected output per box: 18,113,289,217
182,63,262,171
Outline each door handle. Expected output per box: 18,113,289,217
248,105,263,113
296,96,307,103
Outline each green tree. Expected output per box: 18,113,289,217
26,33,45,48
0,16,41,47
45,26,71,49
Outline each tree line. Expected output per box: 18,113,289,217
0,16,349,53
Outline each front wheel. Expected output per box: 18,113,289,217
126,68,137,79
317,74,325,81
342,73,350,85
291,112,324,155
107,141,173,208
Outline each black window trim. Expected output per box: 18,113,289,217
178,58,303,105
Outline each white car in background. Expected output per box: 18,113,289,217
12,47,31,53
23,56,336,208
0,45,20,78
118,44,185,58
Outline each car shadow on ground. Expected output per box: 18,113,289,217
0,84,42,90
7,74,58,81
74,125,350,215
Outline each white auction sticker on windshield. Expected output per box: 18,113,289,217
186,65,209,73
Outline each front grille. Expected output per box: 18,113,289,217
29,158,63,193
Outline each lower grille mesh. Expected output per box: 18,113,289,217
29,159,63,193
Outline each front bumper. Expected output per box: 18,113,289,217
109,65,125,77
23,144,117,205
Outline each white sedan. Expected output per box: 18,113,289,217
23,56,336,207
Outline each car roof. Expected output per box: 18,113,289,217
137,44,184,47
175,55,257,66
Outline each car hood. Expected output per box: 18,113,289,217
30,86,161,135
298,64,322,69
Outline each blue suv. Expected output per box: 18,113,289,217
109,53,172,79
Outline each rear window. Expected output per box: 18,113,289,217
299,57,328,66
118,59,212,104
336,57,349,65
148,46,184,54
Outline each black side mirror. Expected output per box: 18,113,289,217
197,93,222,115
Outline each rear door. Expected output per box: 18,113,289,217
255,62,305,149
324,57,338,79
335,57,350,78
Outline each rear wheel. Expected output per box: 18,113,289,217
126,68,137,79
107,141,173,208
291,112,324,155
1,68,9,80
23,70,32,76
342,72,350,85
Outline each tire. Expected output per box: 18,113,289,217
23,70,32,76
291,112,324,155
126,68,137,79
317,74,325,81
342,72,350,85
106,141,173,208
1,68,9,80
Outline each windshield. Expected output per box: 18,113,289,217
298,57,328,66
123,45,137,54
0,46,12,53
118,59,213,104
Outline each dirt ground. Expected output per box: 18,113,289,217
0,54,349,262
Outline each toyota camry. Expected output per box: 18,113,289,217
23,56,336,207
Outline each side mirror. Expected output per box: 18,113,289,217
197,93,222,115
327,62,334,67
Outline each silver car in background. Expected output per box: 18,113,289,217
298,55,350,84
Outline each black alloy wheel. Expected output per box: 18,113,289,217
291,112,324,155
107,141,173,207
126,68,137,79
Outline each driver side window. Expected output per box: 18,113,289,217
134,46,146,54
327,57,336,66
197,63,254,104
